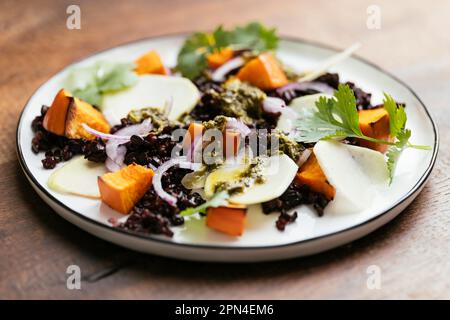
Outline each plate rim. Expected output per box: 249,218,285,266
15,32,440,250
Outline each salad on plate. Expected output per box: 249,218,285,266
30,22,430,238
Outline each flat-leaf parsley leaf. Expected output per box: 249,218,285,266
65,61,138,106
295,84,430,183
176,22,278,79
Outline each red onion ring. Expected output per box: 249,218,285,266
114,118,153,136
276,81,335,95
153,157,200,206
262,97,287,114
105,156,124,172
81,124,131,142
104,118,153,172
211,57,245,82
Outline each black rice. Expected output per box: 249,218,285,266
123,125,182,168
118,167,205,237
262,181,330,231
268,72,375,111
31,105,107,168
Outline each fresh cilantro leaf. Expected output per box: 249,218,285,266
295,84,430,183
383,93,406,137
382,93,431,182
176,32,211,80
212,26,233,49
96,62,138,92
229,22,278,52
332,84,363,135
65,61,138,106
72,86,102,107
176,22,279,79
179,191,230,217
386,128,411,183
295,84,364,142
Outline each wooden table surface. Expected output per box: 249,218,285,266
1,0,449,299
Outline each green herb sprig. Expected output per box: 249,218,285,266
295,84,430,182
176,22,278,79
64,61,138,106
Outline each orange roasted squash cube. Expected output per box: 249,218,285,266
223,130,240,158
43,89,73,136
98,164,154,214
135,50,167,75
236,52,288,90
295,153,335,200
207,47,234,69
182,122,204,154
358,107,391,153
43,89,110,140
65,98,110,140
206,204,247,236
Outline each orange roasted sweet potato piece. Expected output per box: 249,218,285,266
207,47,234,69
98,164,154,214
182,122,204,153
65,97,110,140
206,204,247,236
43,89,73,136
236,52,288,90
295,153,335,200
43,89,110,140
223,130,240,158
358,107,391,153
135,50,167,75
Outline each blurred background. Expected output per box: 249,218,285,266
1,0,449,299
1,0,448,151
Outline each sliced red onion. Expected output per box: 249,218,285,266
114,118,153,136
105,156,123,172
211,57,245,82
104,118,153,172
297,148,312,167
276,81,335,95
82,118,153,142
262,97,287,114
81,124,131,142
153,157,198,206
225,118,251,137
262,97,298,122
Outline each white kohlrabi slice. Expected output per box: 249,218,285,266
277,93,332,133
313,140,388,214
47,156,107,199
204,154,298,205
344,144,389,185
102,74,200,124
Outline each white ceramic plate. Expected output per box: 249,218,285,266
16,34,438,262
